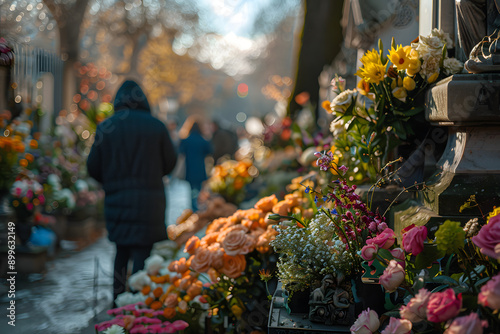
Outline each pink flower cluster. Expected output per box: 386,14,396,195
360,224,429,293
96,302,189,333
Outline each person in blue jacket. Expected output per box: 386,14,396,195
87,80,177,303
178,116,213,211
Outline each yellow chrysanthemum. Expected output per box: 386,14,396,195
388,45,412,71
356,62,386,84
360,49,382,66
435,220,465,254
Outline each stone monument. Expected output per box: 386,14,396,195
393,0,500,235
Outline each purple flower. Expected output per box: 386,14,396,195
314,151,335,171
339,165,349,175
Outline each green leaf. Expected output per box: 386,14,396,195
378,248,395,261
430,275,459,286
415,244,445,270
474,276,491,289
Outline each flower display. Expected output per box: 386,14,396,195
323,29,462,182
352,204,500,333
270,153,387,297
10,177,45,221
207,159,256,205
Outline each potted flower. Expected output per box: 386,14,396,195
269,152,389,324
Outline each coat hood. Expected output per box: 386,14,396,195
113,80,151,113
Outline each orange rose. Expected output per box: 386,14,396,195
145,296,154,306
163,293,179,308
221,229,248,256
187,284,202,298
208,243,225,269
190,246,212,273
176,257,190,274
163,307,176,319
220,254,246,279
200,232,219,247
254,194,278,212
272,200,291,216
184,236,200,255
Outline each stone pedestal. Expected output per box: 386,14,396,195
393,74,500,234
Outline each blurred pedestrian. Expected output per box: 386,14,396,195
178,116,213,211
211,119,239,164
87,80,177,303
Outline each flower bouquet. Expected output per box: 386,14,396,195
351,205,500,333
207,159,256,205
323,29,463,182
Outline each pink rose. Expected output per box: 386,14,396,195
380,260,405,293
478,273,500,310
472,215,500,259
402,224,427,255
367,228,396,249
380,317,412,334
350,308,380,334
444,312,488,334
400,288,431,323
361,244,378,261
390,248,406,268
427,288,462,323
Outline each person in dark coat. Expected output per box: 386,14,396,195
178,116,213,211
87,80,177,302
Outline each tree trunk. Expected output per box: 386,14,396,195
288,0,345,120
43,0,90,111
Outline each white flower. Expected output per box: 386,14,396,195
55,188,76,209
103,324,125,334
47,174,62,190
128,270,151,292
114,292,145,307
430,28,454,48
419,34,444,50
443,57,464,75
330,89,356,113
144,254,165,276
420,55,441,79
330,118,345,137
74,179,89,192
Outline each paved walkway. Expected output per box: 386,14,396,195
0,178,191,334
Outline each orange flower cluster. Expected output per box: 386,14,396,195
140,268,205,320
0,135,25,153
208,159,256,204
173,193,313,281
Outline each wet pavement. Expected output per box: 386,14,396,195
0,178,192,334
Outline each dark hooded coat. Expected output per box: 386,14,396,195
87,80,177,246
